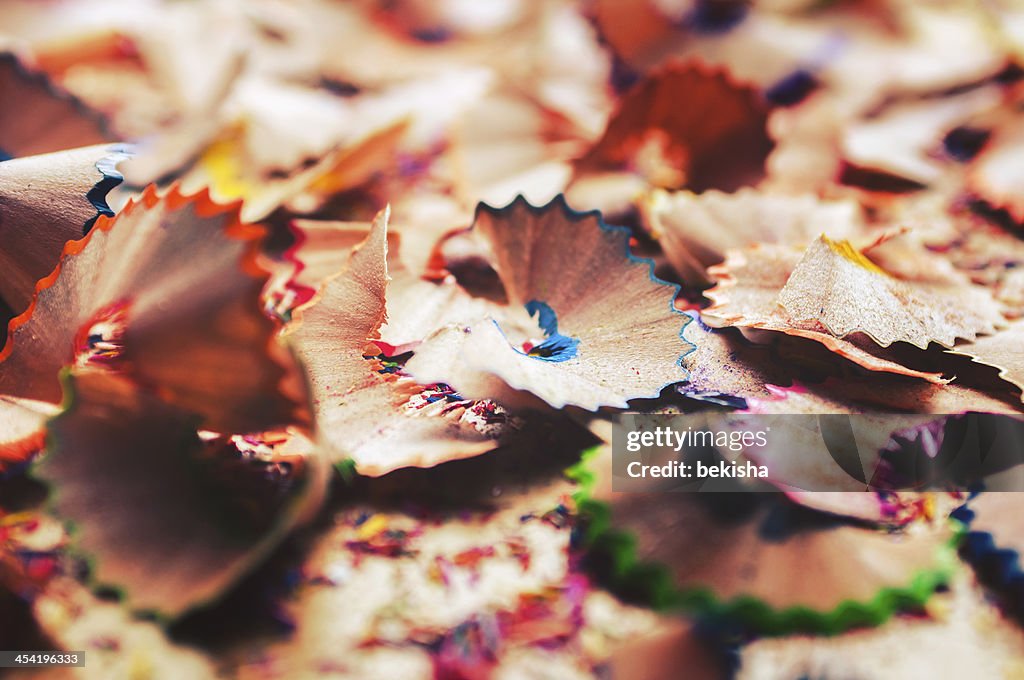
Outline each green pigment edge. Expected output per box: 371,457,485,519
566,445,958,636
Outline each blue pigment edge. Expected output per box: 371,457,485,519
521,300,581,362
83,144,134,234
953,495,1024,606
486,313,581,364
0,53,126,234
471,194,695,394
